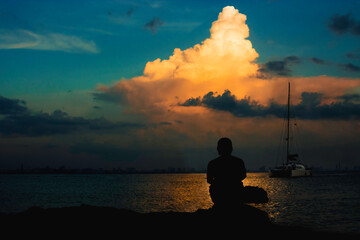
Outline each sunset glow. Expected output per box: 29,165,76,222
1,1,360,170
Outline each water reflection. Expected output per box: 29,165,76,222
1,172,359,232
122,173,214,213
244,172,360,233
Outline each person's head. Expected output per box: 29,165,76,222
217,137,233,156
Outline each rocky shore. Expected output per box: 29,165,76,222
1,204,358,238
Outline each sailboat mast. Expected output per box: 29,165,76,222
286,81,290,164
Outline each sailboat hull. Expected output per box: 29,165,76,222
269,168,312,178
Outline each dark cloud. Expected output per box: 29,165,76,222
337,93,360,103
328,13,360,36
92,90,125,104
258,56,301,76
0,96,28,115
179,90,275,117
338,63,360,72
126,8,134,17
351,21,360,35
346,50,360,59
180,90,360,120
307,56,360,73
299,92,322,108
144,17,164,34
0,96,145,137
295,93,360,119
200,90,265,117
309,57,326,65
181,96,202,107
308,57,360,73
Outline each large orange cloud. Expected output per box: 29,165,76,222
96,6,360,139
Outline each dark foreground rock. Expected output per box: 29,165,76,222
1,204,358,239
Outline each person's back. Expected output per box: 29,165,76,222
207,138,246,207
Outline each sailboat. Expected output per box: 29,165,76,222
269,82,312,178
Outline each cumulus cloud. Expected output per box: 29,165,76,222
94,6,360,139
96,6,259,106
0,29,99,53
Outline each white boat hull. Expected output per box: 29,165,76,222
291,169,312,177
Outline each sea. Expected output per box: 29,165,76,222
0,172,359,233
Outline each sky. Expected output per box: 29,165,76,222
1,0,360,171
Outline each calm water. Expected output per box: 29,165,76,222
0,172,359,233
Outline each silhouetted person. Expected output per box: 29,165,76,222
207,137,246,208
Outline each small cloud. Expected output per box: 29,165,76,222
283,56,301,63
0,29,99,53
258,56,301,76
108,7,136,26
92,85,126,104
346,50,360,59
328,13,360,36
145,17,164,34
309,57,326,65
126,8,134,17
338,63,360,72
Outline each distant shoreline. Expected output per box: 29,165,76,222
1,168,360,175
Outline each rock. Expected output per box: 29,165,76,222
1,204,358,238
240,186,269,203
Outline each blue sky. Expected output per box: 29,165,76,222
1,0,359,96
0,0,360,170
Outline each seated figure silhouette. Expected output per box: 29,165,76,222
207,137,247,208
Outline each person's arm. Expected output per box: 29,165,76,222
239,160,246,180
207,162,214,184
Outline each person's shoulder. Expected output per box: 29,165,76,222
230,155,244,162
208,156,221,166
